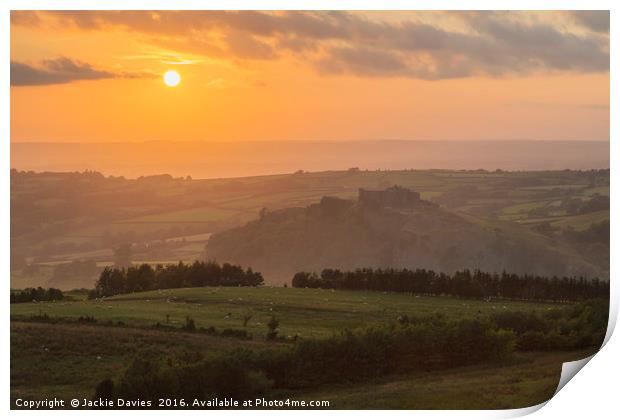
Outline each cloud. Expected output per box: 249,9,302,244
11,11,610,80
316,47,410,77
11,57,153,86
568,11,609,33
204,77,226,89
460,13,609,72
223,30,277,60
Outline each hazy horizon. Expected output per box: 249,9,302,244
11,11,609,179
11,139,610,179
10,138,612,144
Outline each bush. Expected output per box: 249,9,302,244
490,311,549,335
103,352,273,402
517,331,547,351
94,378,114,400
266,316,279,340
11,287,64,304
182,316,196,332
260,318,516,388
98,314,518,400
498,300,609,351
220,328,250,339
77,315,97,324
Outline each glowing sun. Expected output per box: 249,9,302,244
163,70,181,87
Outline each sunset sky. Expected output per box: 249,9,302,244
10,11,610,143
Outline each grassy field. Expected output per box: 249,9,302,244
10,321,283,402
10,286,596,409
10,286,567,339
550,210,610,231
301,349,594,409
11,321,593,409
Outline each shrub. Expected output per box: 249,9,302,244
182,316,196,332
94,378,114,400
102,352,273,402
77,315,97,324
11,287,65,304
221,328,250,339
517,331,547,351
490,311,548,335
266,316,279,340
505,300,608,351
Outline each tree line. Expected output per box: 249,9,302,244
95,316,516,403
93,298,607,404
11,287,64,304
90,261,263,298
292,268,608,302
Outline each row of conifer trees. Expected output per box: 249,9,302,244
292,268,608,301
90,261,263,298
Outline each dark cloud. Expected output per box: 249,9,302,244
223,30,277,60
457,13,609,73
316,13,608,80
317,47,410,77
11,57,151,86
568,11,609,33
11,11,610,80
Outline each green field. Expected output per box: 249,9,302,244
302,349,593,409
10,286,596,409
550,210,610,231
10,321,283,402
11,286,567,339
10,319,592,409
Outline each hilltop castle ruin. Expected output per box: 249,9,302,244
358,186,421,209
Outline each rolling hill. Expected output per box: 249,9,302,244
206,187,604,284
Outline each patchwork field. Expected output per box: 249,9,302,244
12,169,609,289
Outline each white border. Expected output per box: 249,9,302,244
2,2,617,419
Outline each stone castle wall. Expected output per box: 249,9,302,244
358,186,421,209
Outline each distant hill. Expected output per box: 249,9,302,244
206,187,604,284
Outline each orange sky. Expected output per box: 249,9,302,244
10,11,610,143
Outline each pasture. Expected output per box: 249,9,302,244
10,286,567,339
10,321,283,403
10,286,593,409
301,349,593,409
